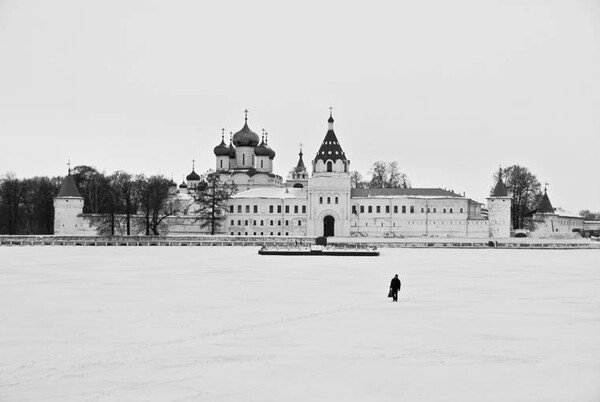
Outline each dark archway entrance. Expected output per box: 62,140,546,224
323,215,335,237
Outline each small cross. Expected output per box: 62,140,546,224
329,106,333,116
192,159,195,170
67,160,71,174
244,109,249,121
221,128,225,140
299,142,303,151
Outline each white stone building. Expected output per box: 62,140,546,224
54,111,512,238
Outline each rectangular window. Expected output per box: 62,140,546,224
237,205,242,213
402,206,406,214
433,208,436,213
244,220,248,225
294,205,298,213
260,220,264,226
449,208,453,213
443,208,446,213
368,206,372,213
270,220,273,226
237,220,241,225
427,208,431,213
460,208,464,213
298,220,302,226
253,205,258,213
245,205,250,213
253,220,257,225
302,205,306,213
352,205,357,214
230,220,234,225
278,220,281,225
285,205,290,213
376,206,381,213
277,205,282,213
360,205,365,213
230,205,234,213
285,220,289,226
410,206,414,213
269,205,274,213
385,205,390,213
394,206,398,213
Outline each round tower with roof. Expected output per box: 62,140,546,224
307,110,351,238
54,168,84,235
487,168,512,238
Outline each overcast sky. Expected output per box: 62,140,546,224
1,0,598,212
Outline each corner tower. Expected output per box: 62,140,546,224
487,168,511,238
307,110,351,237
53,168,84,235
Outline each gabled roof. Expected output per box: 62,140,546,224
57,174,82,197
351,188,464,198
536,191,555,213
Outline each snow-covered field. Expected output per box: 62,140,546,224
0,247,599,402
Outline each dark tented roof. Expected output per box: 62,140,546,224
57,174,82,197
537,191,555,213
491,176,508,197
351,188,463,198
315,130,346,163
294,151,306,172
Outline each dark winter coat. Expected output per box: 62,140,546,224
390,277,401,292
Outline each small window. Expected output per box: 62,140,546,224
327,161,333,172
402,206,406,214
278,220,281,225
410,206,414,213
254,205,258,213
237,205,242,213
231,232,234,235
285,220,289,226
270,220,274,226
394,206,398,213
277,205,282,213
335,197,339,204
253,220,256,225
260,220,264,226
443,208,446,213
230,220,234,225
285,205,290,213
245,205,250,213
294,205,298,213
260,160,263,169
319,197,323,204
302,205,306,213
385,205,390,213
220,160,223,168
433,208,436,213
327,197,331,204
269,205,274,213
460,208,464,213
360,205,365,213
368,206,373,213
237,220,241,225
243,154,245,165
298,220,301,226
352,205,357,214
376,206,381,213
230,205,234,213
244,220,248,225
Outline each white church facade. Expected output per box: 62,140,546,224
54,111,512,239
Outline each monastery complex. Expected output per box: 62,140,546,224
54,111,590,239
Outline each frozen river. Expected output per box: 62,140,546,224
1,247,599,401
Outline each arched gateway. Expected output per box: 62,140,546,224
323,215,335,237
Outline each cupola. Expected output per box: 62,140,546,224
232,109,260,147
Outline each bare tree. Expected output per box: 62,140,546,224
368,161,410,188
113,171,137,235
494,165,542,230
136,175,179,236
190,171,236,235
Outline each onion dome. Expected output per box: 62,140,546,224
264,132,276,159
228,132,236,158
186,170,200,181
214,129,230,156
232,109,260,147
314,112,346,163
179,181,188,189
254,134,271,156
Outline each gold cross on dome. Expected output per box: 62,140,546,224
329,106,333,116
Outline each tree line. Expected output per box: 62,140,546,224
0,166,236,236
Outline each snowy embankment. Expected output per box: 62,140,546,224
1,248,599,401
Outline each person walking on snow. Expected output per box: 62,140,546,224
389,274,401,302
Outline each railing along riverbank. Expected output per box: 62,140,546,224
1,235,599,249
